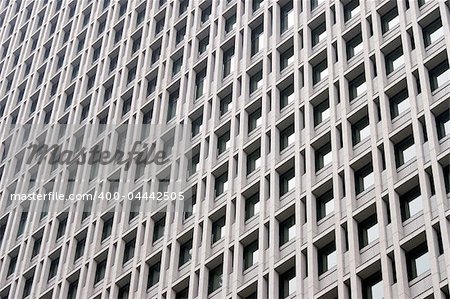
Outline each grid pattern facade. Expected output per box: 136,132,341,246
0,0,449,299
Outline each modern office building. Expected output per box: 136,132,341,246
0,0,449,298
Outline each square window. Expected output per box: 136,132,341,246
280,84,294,109
344,0,360,22
279,215,295,246
225,14,236,33
212,216,226,244
347,33,363,59
122,238,135,264
280,124,295,150
429,60,450,92
248,108,262,132
318,242,336,275
179,239,193,267
358,215,379,249
395,136,415,167
153,217,165,242
400,186,422,221
313,59,328,85
243,241,258,270
381,8,399,34
362,273,383,299
314,99,330,126
223,47,235,77
183,193,196,219
250,70,263,93
352,117,370,145
280,168,295,196
390,89,409,119
406,243,430,281
280,47,294,70
279,268,295,298
315,143,332,171
423,19,443,47
199,36,209,55
312,23,326,47
349,74,366,101
218,131,230,154
317,189,333,221
147,262,161,289
436,110,450,140
385,46,404,74
251,25,264,56
220,94,232,116
94,259,107,283
215,172,228,198
355,164,374,195
245,193,260,221
247,148,261,174
208,265,223,294
280,1,294,33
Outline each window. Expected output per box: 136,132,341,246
101,217,113,240
344,0,360,22
195,69,206,99
7,255,17,276
208,265,223,294
155,18,165,35
347,33,363,59
436,110,450,140
32,237,42,258
23,277,33,298
248,108,262,132
56,217,67,239
109,55,118,72
279,268,295,298
172,57,183,76
280,168,295,196
245,193,260,221
215,172,228,198
314,99,330,126
349,74,366,101
179,239,193,267
74,238,86,261
223,47,235,77
423,19,443,47
118,284,130,299
358,215,378,249
218,131,230,154
381,8,399,34
280,1,294,33
390,89,409,119
48,257,59,280
315,143,332,171
147,262,161,289
247,149,261,174
352,117,370,145
212,216,225,244
153,217,165,242
192,115,203,137
429,60,450,91
199,36,209,55
220,94,232,116
252,0,262,12
406,243,430,281
313,60,328,85
176,26,186,44
280,124,295,150
243,241,258,270
250,70,263,93
151,47,161,64
123,238,135,264
94,259,107,283
67,281,78,299
280,84,294,109
355,164,374,195
167,90,178,122
444,165,450,194
395,136,415,167
385,47,404,74
251,25,264,56
136,10,145,25
188,153,200,176
225,14,236,33
201,5,211,23
312,23,326,47
176,287,189,299
317,189,334,221
311,0,324,10
179,0,188,15
362,273,383,299
400,186,422,221
279,215,295,246
122,98,132,116
183,193,196,219
318,242,337,275
280,47,294,70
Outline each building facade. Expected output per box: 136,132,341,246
0,0,449,298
